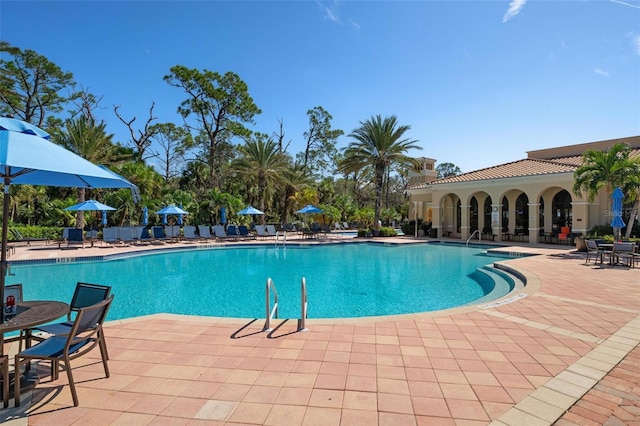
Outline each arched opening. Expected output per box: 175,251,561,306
515,193,529,236
483,197,492,235
501,196,509,232
470,197,478,233
552,190,572,231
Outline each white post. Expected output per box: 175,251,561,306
413,201,418,238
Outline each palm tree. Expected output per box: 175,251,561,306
56,115,119,229
573,143,640,237
338,115,421,225
233,136,289,224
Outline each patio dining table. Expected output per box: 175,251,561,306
1,300,70,355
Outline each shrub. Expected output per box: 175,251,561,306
378,226,396,237
9,225,63,241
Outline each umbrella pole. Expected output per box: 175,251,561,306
1,180,10,324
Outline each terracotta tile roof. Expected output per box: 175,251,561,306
409,146,640,189
409,159,576,188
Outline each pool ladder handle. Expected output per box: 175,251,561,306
264,277,308,332
275,231,286,246
466,229,481,247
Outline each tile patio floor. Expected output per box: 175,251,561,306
1,236,638,425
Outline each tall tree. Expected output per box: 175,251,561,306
0,42,75,127
436,162,462,178
233,135,288,223
56,115,117,229
114,102,159,161
298,106,343,176
573,143,640,236
148,123,193,183
164,66,261,188
339,115,421,225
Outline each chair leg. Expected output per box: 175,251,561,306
98,336,110,377
64,358,79,407
1,355,8,408
14,357,22,407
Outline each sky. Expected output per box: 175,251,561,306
1,0,639,175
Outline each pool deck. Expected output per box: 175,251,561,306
1,235,639,425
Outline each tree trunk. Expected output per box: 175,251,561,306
76,188,86,229
625,198,639,238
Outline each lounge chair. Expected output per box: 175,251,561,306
238,225,255,240
102,227,120,246
164,225,181,242
10,228,48,246
266,224,278,238
116,227,134,246
198,225,217,240
227,224,243,239
254,224,271,239
213,225,239,241
66,228,86,248
182,225,201,242
151,226,169,243
15,296,114,407
137,227,153,245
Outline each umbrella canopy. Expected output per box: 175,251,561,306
65,199,116,211
156,205,189,215
0,117,139,323
610,187,626,229
238,205,265,215
296,204,323,214
220,207,227,225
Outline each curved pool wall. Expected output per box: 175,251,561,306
10,241,527,321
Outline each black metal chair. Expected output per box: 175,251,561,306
15,295,114,407
30,283,111,348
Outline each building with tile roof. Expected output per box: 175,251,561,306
406,136,640,244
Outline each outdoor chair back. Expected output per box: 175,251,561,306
15,295,114,407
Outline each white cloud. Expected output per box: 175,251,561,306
317,0,340,23
594,68,610,77
349,18,361,31
503,0,527,23
610,0,640,9
629,31,640,56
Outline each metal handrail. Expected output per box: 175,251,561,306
299,277,308,332
466,229,481,247
264,278,279,331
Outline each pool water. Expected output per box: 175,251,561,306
11,243,513,320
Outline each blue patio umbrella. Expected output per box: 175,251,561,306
0,117,139,323
220,207,227,225
296,204,323,214
142,206,148,225
65,199,116,212
610,187,626,230
178,204,184,225
238,205,265,215
156,205,189,225
102,210,108,226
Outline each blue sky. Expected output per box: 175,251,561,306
2,0,639,174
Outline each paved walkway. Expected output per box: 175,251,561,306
1,236,638,425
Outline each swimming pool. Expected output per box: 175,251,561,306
11,242,518,320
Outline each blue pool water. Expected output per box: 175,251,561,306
11,243,513,320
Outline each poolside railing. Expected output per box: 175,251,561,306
299,277,308,332
466,229,481,247
264,278,279,331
